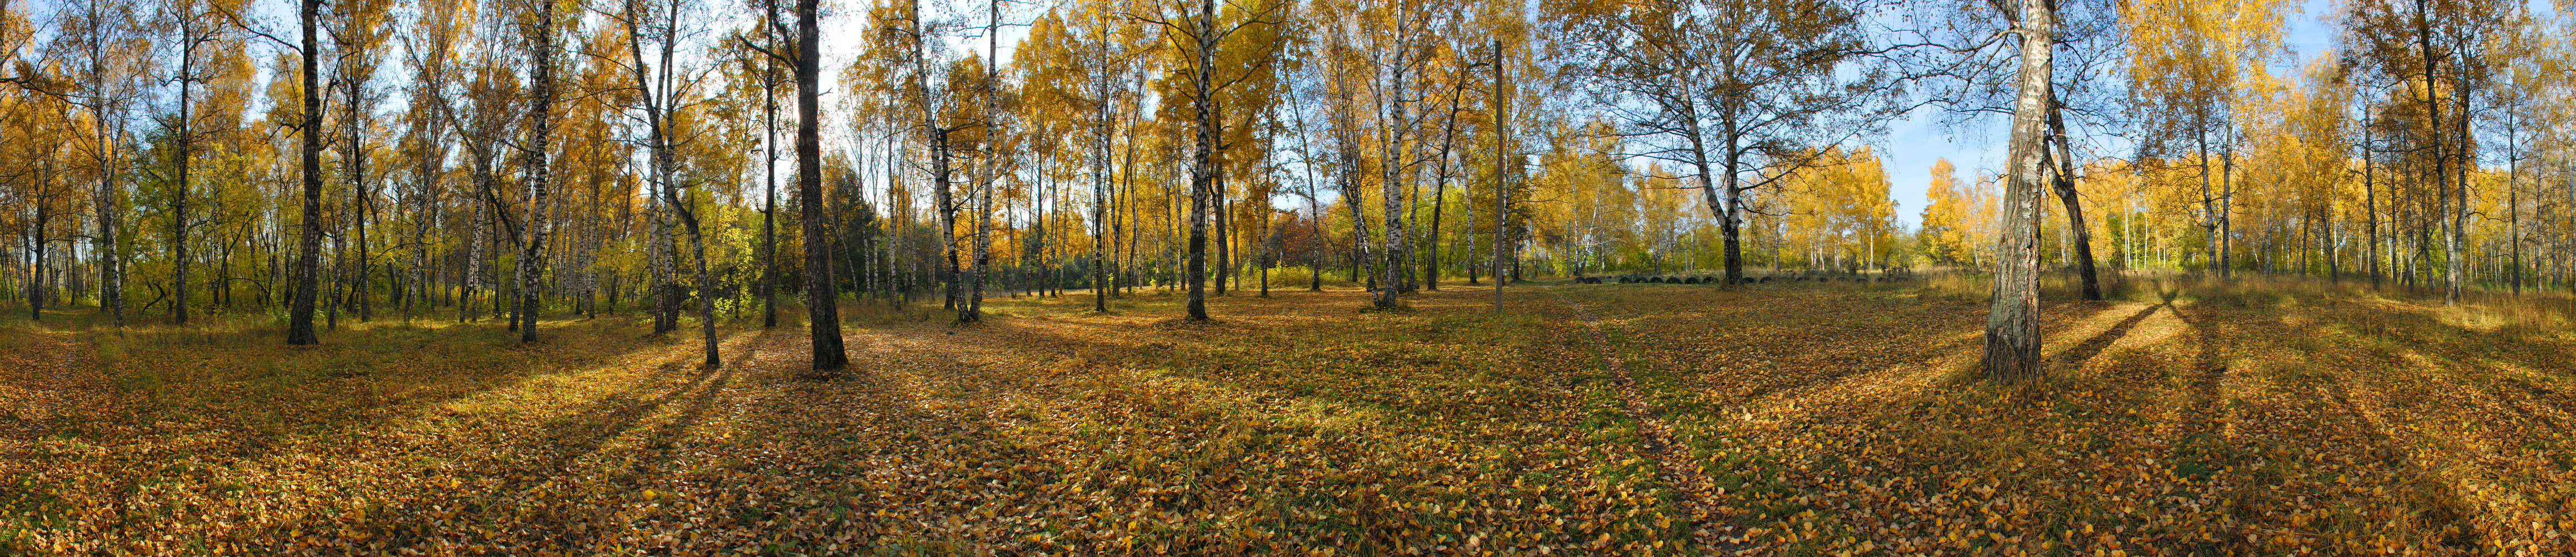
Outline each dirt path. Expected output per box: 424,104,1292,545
1546,287,1753,554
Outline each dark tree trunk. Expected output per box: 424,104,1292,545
174,24,197,325
799,0,848,370
1184,0,1220,321
761,6,780,328
350,71,373,323
1491,40,1508,311
2047,95,2100,301
288,0,324,346
2364,108,2379,290
1215,171,1229,296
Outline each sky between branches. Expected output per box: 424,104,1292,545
197,0,2344,230
1876,0,2337,229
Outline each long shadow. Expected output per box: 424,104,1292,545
2160,299,2231,423
2349,305,2576,384
525,360,739,553
2327,309,2576,468
2055,290,2178,370
2282,300,2576,441
154,321,691,462
718,329,1134,552
1,320,714,553
2315,377,2482,550
991,317,1564,432
824,324,1116,456
216,354,734,553
1600,289,2129,409
2155,293,2491,550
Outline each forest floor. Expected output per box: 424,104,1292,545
2,273,2574,556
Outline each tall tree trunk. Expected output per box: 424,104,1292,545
349,75,372,323
2194,116,2220,278
93,108,122,330
917,0,959,315
2364,107,2379,290
2508,111,2520,295
798,0,848,370
1184,0,1219,321
1118,105,1136,297
30,188,49,322
1375,17,1407,309
761,0,782,328
1216,171,1230,296
1424,155,1447,291
1093,32,1113,311
1684,82,1744,283
288,0,325,345
961,0,1002,324
1259,209,1273,297
2322,203,2337,281
2450,58,2470,302
634,0,717,365
174,27,195,325
649,194,676,333
520,0,555,343
676,189,717,367
1982,0,2052,381
509,193,524,331
967,173,991,320
1347,151,1367,292
2220,138,2233,280
1464,158,1477,287
462,184,485,323
1492,40,1508,311
1424,72,1471,291
2046,93,2099,300
407,126,438,324
2409,1,2456,304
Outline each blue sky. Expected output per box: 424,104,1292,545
1875,0,2340,228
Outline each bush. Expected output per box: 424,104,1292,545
1267,265,1317,288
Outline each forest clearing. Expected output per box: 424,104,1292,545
13,0,2576,550
5,275,2571,556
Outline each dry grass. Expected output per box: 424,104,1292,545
0,275,2569,555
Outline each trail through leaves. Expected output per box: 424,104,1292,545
1549,288,1745,553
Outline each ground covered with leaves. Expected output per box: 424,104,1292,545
3,275,2572,556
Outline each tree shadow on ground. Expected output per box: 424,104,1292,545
2054,291,2176,370
190,324,693,460
2131,291,2513,551
216,353,738,553
0,319,745,553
